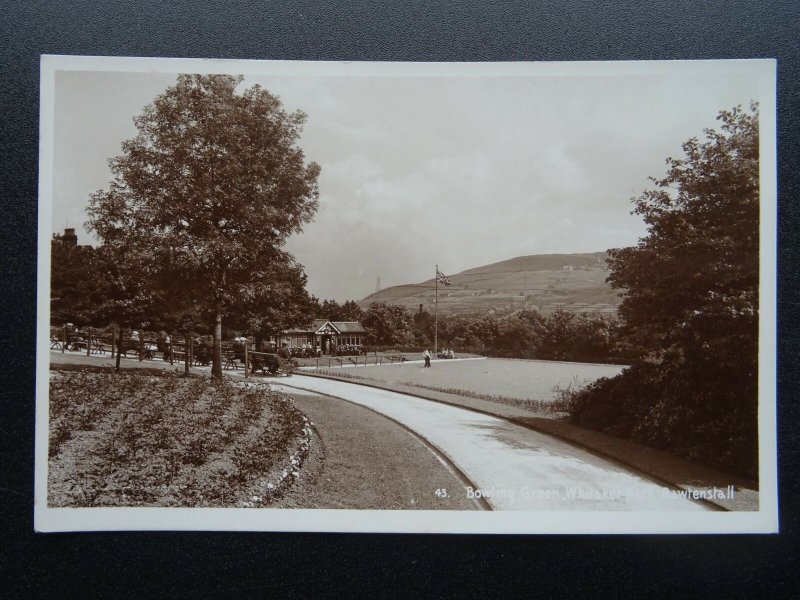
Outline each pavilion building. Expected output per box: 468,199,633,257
273,319,367,353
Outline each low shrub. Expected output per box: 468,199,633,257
566,360,758,479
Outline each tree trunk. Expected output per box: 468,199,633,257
212,311,223,380
115,326,123,371
184,330,190,375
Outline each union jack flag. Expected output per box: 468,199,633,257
436,268,451,286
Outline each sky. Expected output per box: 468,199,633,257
50,63,762,301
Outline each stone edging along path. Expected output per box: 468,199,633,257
295,370,759,512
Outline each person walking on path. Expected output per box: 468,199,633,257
423,349,431,368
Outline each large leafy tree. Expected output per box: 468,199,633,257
230,255,317,348
608,104,759,364
571,105,760,477
92,241,170,370
87,74,320,378
51,232,165,370
362,302,416,346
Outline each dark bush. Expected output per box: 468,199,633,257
568,359,758,479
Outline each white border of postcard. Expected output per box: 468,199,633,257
35,55,778,534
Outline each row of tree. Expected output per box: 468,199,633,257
52,235,626,364
51,235,316,351
302,298,631,364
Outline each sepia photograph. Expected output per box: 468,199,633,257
35,56,777,533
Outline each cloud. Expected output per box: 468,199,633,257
53,68,761,301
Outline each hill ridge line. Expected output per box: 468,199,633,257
358,251,619,317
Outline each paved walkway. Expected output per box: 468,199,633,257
270,377,710,511
296,372,759,511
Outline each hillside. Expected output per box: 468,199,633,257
358,252,622,317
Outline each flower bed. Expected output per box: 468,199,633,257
48,369,311,507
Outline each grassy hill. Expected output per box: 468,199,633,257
358,252,622,317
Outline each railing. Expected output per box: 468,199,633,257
50,326,209,364
306,353,408,369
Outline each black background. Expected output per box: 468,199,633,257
2,1,798,597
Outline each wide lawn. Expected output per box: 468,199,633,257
318,358,624,403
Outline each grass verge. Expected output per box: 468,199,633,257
313,368,568,414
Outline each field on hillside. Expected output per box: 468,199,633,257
319,358,625,403
360,252,621,316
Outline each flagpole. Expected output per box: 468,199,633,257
434,264,438,355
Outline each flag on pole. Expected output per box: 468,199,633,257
436,268,452,286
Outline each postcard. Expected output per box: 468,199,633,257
36,55,777,533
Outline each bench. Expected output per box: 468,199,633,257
249,352,293,376
119,346,154,360
164,350,206,366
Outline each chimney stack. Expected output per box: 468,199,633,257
62,228,78,247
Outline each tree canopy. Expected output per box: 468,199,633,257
570,104,760,478
230,254,317,345
608,103,759,364
50,236,103,327
87,74,320,378
361,303,416,346
311,298,365,323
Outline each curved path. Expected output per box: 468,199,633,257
271,376,709,512
271,389,479,510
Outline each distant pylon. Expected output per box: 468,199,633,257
375,276,381,293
